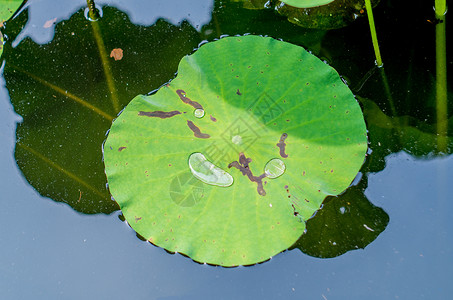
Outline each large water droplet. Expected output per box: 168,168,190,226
264,158,286,179
194,108,205,118
188,153,233,187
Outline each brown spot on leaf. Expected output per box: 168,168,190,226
118,146,126,152
134,216,142,223
236,89,242,95
138,110,181,118
210,115,217,122
291,204,300,217
277,133,288,158
110,48,123,60
228,153,267,196
176,89,203,109
187,120,210,139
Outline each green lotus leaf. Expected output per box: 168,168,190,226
0,31,3,57
104,35,368,266
0,0,24,58
0,0,23,24
281,0,335,8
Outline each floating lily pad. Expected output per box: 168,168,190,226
282,0,335,8
104,35,368,266
0,0,24,58
0,0,23,24
276,0,380,29
0,31,3,57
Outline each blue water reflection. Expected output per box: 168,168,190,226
13,0,213,45
1,0,452,298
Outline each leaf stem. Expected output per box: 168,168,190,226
17,142,109,199
435,0,448,153
365,0,383,67
11,64,114,121
86,0,100,21
89,6,121,113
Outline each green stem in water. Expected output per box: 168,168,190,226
90,20,121,112
87,0,100,21
435,0,448,153
365,0,383,67
86,1,120,113
435,0,447,16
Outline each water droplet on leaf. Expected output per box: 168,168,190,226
194,109,205,118
264,158,286,179
188,153,233,187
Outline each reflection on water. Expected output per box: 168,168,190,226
291,176,389,258
13,0,214,46
0,0,451,265
3,5,202,213
0,0,452,298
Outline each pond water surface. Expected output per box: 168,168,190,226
0,0,452,299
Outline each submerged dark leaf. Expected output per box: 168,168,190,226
275,0,380,29
359,96,453,173
3,6,201,214
291,176,389,258
229,0,380,29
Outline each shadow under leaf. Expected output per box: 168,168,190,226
3,6,202,214
291,175,389,258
